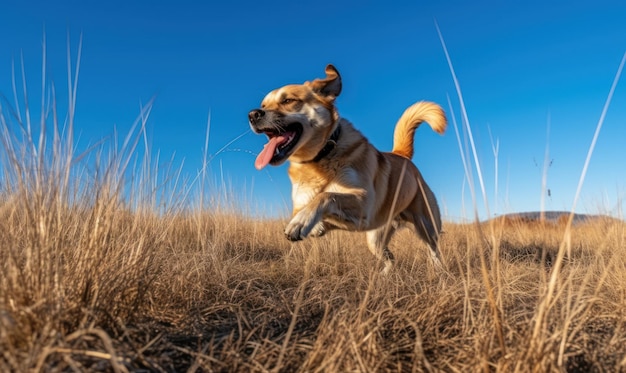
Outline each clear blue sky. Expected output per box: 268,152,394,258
1,0,625,220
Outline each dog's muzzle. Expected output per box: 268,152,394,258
249,108,304,170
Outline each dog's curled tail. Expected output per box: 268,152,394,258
391,101,447,159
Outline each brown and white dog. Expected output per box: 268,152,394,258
249,65,447,273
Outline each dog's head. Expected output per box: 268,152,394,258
249,64,342,170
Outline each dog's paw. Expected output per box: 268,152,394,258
309,221,327,237
284,210,318,242
284,223,304,241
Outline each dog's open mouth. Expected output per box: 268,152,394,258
254,122,303,170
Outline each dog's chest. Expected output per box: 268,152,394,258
291,182,319,212
290,167,361,212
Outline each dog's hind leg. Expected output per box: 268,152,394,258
366,224,397,274
413,215,443,268
407,180,444,269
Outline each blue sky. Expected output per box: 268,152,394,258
1,0,625,220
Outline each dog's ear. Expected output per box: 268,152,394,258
306,64,342,100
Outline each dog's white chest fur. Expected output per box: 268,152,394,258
291,167,363,212
291,182,318,212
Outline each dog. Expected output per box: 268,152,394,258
249,65,447,273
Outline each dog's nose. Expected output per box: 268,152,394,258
248,109,265,124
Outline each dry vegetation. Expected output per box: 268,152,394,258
2,128,626,373
2,175,625,373
2,56,626,372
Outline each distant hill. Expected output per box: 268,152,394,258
488,211,622,225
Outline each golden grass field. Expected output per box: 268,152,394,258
1,113,626,372
2,54,626,372
1,182,625,372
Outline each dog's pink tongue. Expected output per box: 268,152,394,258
255,135,286,170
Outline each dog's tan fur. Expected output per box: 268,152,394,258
249,65,447,272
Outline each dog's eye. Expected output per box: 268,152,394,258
281,98,295,105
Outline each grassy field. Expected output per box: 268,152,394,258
1,184,625,372
2,53,626,372
1,111,626,373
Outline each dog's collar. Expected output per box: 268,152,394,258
302,124,341,164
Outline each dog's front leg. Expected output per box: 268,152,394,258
285,192,367,241
309,221,328,237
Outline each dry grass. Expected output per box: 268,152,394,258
2,185,625,372
2,49,626,372
1,125,625,373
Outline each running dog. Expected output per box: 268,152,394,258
249,65,447,273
